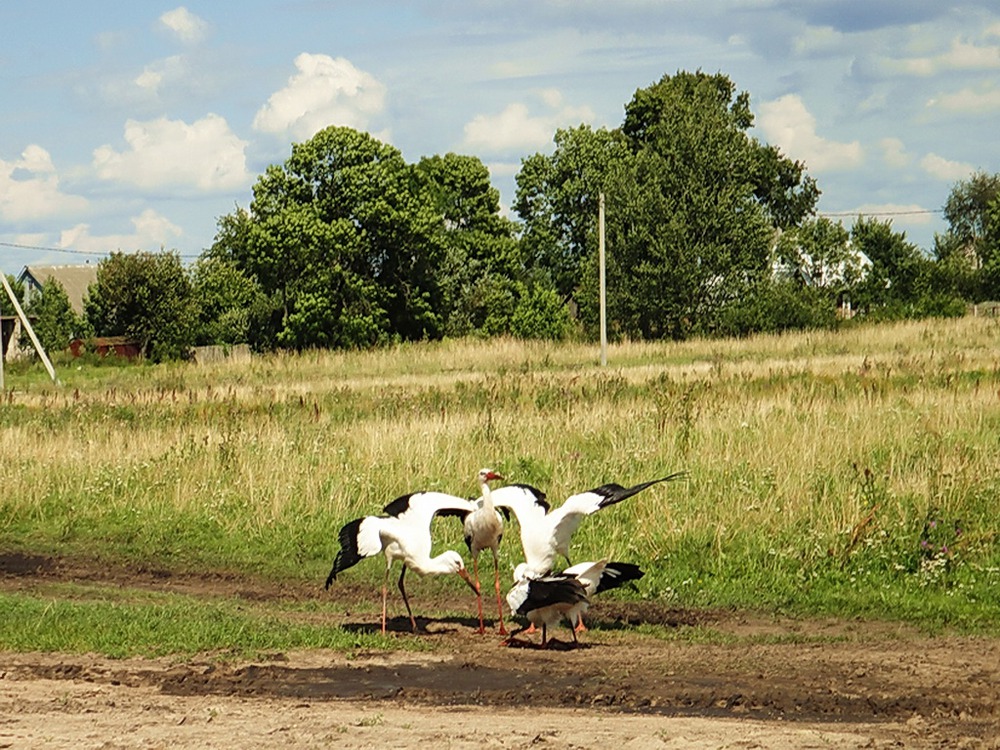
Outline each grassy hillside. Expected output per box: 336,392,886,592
3,316,1000,642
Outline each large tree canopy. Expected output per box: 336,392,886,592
516,70,820,340
226,126,448,349
211,128,567,347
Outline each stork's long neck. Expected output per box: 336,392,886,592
479,479,495,511
409,551,459,576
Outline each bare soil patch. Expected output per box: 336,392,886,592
2,553,999,749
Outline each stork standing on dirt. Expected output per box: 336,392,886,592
504,569,590,648
459,468,509,635
325,491,479,634
493,472,686,579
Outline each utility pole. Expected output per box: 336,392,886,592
0,273,58,384
599,192,607,367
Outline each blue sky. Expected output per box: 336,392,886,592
2,1,999,277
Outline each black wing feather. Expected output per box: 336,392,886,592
382,493,416,517
594,562,645,594
509,483,550,513
517,575,588,616
591,471,687,509
325,516,365,589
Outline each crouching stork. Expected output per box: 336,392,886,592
503,571,590,648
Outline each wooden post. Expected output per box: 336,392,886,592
0,273,58,384
599,192,607,367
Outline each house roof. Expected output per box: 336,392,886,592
18,264,99,316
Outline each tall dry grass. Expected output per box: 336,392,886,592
2,315,999,622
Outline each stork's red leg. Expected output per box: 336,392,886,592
474,556,485,634
493,552,507,635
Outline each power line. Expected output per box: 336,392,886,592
1,206,948,262
818,208,945,218
0,240,202,260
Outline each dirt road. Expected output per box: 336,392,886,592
2,554,998,748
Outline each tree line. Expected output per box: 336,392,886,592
5,70,1000,361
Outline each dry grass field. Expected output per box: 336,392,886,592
3,317,1000,747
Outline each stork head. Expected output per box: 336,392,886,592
438,550,480,593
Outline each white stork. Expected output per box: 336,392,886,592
324,491,479,634
492,472,686,579
458,468,508,635
504,570,590,648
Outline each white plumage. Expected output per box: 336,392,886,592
493,472,686,578
460,468,508,634
325,490,479,634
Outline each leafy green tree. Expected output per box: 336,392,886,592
932,230,981,302
415,153,532,337
222,126,448,349
715,277,837,335
206,206,284,349
849,217,929,316
773,217,857,290
608,71,809,339
515,125,632,301
509,281,571,340
515,71,819,341
942,171,1000,265
0,275,24,317
22,277,80,354
84,251,198,361
977,195,1000,300
190,256,266,346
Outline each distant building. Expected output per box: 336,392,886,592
69,336,142,360
17,263,99,316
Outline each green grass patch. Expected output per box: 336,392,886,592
0,588,413,658
4,317,1000,651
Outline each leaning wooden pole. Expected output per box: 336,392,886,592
0,273,58,384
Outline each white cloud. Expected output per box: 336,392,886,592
59,209,184,254
159,7,209,45
927,85,1000,113
879,137,911,168
462,91,594,153
134,55,187,96
757,94,863,172
252,53,386,141
93,115,250,192
792,25,844,56
0,145,88,222
895,37,1000,76
919,153,973,181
